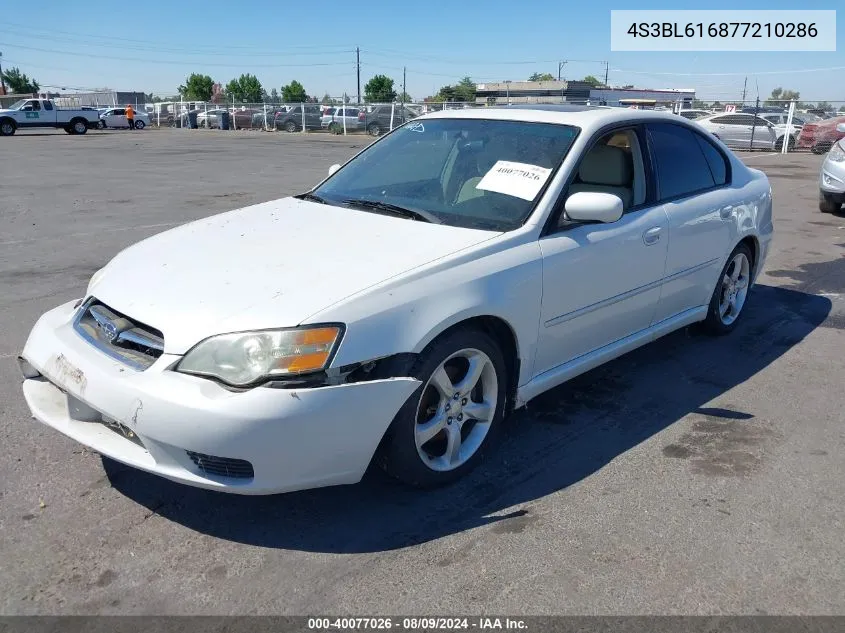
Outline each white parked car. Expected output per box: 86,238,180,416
321,106,362,132
758,112,805,150
99,107,151,130
819,123,845,213
19,105,773,495
695,112,778,150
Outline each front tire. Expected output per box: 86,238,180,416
811,142,830,155
702,243,754,335
134,120,145,130
378,328,508,488
820,193,842,213
367,123,382,136
284,120,298,133
0,119,16,136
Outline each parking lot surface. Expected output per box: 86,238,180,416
1,129,843,615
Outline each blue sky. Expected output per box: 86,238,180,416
1,0,843,102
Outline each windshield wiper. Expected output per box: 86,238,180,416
296,192,330,204
341,198,441,224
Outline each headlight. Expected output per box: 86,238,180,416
176,325,343,387
828,142,845,162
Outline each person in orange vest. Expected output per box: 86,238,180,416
125,104,135,130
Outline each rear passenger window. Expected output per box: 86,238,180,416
694,134,729,186
648,123,716,200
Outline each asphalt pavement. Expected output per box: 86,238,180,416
0,129,843,615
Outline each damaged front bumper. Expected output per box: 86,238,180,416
19,300,421,495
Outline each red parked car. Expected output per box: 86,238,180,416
797,115,845,154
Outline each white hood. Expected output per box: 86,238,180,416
89,198,497,353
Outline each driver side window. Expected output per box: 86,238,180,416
559,128,646,228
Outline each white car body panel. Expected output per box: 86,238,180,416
89,198,498,354
20,105,773,494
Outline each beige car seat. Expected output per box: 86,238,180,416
567,145,633,209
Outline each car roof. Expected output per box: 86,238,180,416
418,104,687,129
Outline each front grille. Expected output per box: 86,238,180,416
186,451,255,480
73,298,164,370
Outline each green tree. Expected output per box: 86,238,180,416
454,76,476,101
766,87,800,105
364,75,397,103
2,67,39,93
528,72,555,81
397,91,413,103
814,101,833,112
282,80,307,103
225,74,264,103
581,75,602,87
269,88,280,104
321,93,335,105
178,73,214,101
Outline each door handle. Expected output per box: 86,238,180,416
643,226,662,245
720,206,734,219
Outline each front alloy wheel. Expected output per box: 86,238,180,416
379,328,508,487
414,348,498,472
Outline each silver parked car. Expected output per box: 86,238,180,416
695,113,778,150
819,123,845,213
759,112,806,150
676,109,712,120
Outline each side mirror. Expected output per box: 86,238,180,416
836,123,845,134
328,163,341,176
565,192,624,223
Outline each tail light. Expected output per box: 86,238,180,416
358,112,365,121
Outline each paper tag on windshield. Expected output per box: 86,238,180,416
476,161,553,201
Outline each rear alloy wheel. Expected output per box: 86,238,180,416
134,120,145,130
820,193,842,213
285,120,298,133
702,243,753,334
379,328,508,488
367,123,382,137
72,119,88,135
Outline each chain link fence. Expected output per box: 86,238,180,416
142,98,845,153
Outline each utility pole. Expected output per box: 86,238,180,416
402,67,406,105
558,61,566,81
604,61,609,87
0,51,5,95
741,76,747,104
356,47,361,106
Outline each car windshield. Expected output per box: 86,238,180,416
311,118,579,231
7,99,28,110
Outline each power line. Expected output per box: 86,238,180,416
611,65,845,77
0,20,355,51
0,42,347,67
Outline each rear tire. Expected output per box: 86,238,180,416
702,243,754,335
0,119,16,136
378,327,509,488
134,120,145,130
812,142,830,155
820,193,842,213
284,120,298,133
70,118,88,135
367,123,382,137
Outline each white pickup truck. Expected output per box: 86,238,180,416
0,98,101,136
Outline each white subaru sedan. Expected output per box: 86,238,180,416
19,105,773,495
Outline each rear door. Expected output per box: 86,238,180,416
647,122,737,322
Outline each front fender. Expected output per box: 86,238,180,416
310,241,544,388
